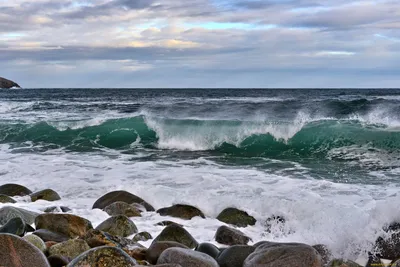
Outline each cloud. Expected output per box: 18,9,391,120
0,0,400,87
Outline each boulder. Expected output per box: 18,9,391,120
215,225,251,245
157,204,205,220
0,77,20,89
0,194,16,203
392,259,400,267
217,245,256,267
133,231,153,242
0,233,50,267
48,255,71,267
313,244,332,266
244,242,322,267
84,229,140,248
31,189,61,202
196,242,220,259
217,208,256,227
374,221,400,260
0,217,26,236
327,259,361,266
67,246,138,266
153,265,183,267
156,221,183,227
22,234,47,253
0,206,39,225
104,201,142,217
48,239,91,259
153,224,198,249
44,206,72,213
95,215,137,237
157,247,219,267
35,213,93,239
147,241,190,264
33,229,70,242
0,183,31,196
92,190,155,211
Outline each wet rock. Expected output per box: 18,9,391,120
104,201,142,217
327,259,361,267
95,215,137,237
0,77,20,89
33,229,70,242
244,242,322,267
217,245,256,267
313,244,332,266
124,246,147,261
0,217,26,236
84,229,141,248
265,215,286,233
157,204,205,220
0,233,50,267
217,207,256,227
67,246,138,266
156,221,183,227
31,189,61,202
44,206,72,213
133,231,153,242
153,224,198,249
215,225,251,246
147,241,190,264
92,190,155,211
23,234,47,253
374,221,400,260
157,247,219,267
0,206,39,225
48,255,71,267
153,265,183,267
392,259,400,267
196,242,220,259
0,183,32,196
35,213,93,239
46,241,58,250
0,194,16,203
49,239,91,259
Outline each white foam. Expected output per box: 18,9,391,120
0,144,397,261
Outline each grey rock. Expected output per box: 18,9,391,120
157,204,205,220
31,189,61,202
0,183,31,196
0,217,26,236
215,225,251,246
153,224,198,249
49,239,91,259
147,241,190,264
0,194,16,203
35,213,93,238
104,201,142,217
244,242,322,267
157,247,219,267
0,206,39,225
0,233,50,267
95,215,137,237
196,242,220,259
44,206,72,213
84,229,142,249
217,208,256,227
92,190,155,211
23,234,47,253
67,246,138,266
133,231,153,242
327,259,361,267
217,245,256,267
33,229,70,242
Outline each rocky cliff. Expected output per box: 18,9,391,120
0,77,20,89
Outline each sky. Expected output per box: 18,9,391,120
0,0,400,88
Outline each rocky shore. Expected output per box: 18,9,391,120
0,183,397,267
0,77,20,88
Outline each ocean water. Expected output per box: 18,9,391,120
1,88,400,262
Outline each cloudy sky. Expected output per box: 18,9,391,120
1,0,399,88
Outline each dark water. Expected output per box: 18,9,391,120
1,88,400,184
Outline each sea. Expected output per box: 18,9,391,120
1,88,400,262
